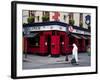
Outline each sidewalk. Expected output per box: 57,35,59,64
23,53,91,69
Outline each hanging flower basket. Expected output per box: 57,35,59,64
27,16,35,23
69,19,75,25
42,16,49,22
79,21,83,27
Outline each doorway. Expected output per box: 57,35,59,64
47,35,51,54
60,36,63,54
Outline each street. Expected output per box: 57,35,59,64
23,53,90,69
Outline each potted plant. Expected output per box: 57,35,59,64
27,16,35,23
79,21,83,27
69,19,75,25
42,15,49,22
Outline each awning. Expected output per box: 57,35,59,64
87,36,90,39
81,35,91,39
81,35,88,39
71,34,81,39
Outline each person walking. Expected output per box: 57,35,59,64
71,43,78,65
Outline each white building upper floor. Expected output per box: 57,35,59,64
22,10,91,29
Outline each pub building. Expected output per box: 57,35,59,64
23,21,90,57
23,11,91,57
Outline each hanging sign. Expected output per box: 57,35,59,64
68,26,90,35
24,25,67,32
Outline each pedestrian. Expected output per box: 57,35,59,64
71,43,78,65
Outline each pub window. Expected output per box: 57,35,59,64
28,36,40,47
29,10,36,17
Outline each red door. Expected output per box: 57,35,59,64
39,36,47,56
51,36,60,57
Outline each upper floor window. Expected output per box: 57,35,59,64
69,13,74,25
29,10,36,17
79,13,83,27
69,13,73,20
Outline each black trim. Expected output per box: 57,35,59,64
23,21,68,27
11,1,17,78
96,6,98,74
11,1,97,8
12,72,97,79
11,1,98,79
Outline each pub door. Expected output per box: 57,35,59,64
47,35,51,54
60,35,65,55
51,35,60,57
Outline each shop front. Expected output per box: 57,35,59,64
23,21,90,57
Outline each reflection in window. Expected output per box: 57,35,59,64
28,36,40,47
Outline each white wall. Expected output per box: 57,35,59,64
22,11,90,29
73,13,80,26
22,10,29,23
59,12,69,23
0,0,99,80
50,12,54,21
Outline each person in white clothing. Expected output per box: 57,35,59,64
71,43,78,64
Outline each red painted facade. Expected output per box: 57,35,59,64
23,30,90,56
